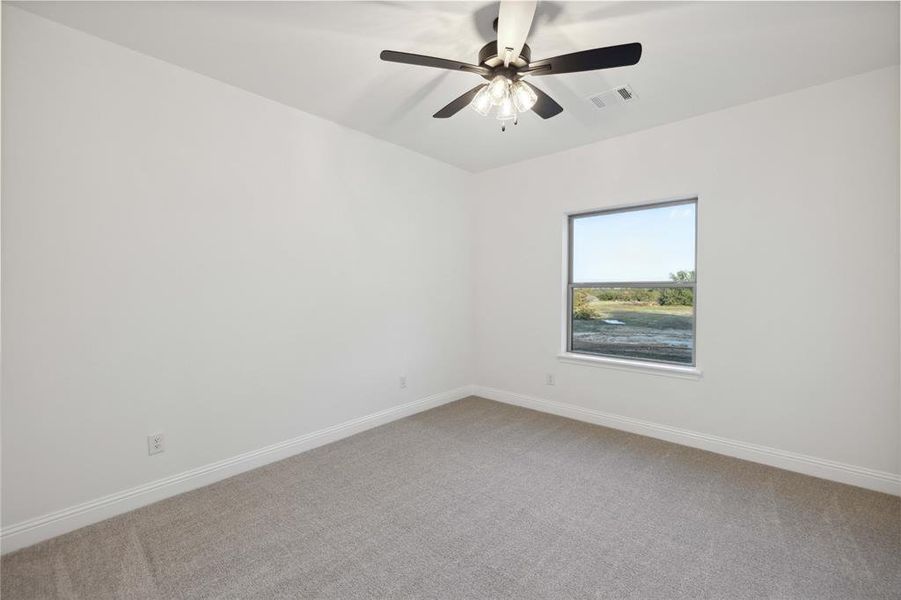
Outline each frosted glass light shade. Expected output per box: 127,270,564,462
495,96,516,121
487,76,511,105
470,85,492,116
511,80,537,112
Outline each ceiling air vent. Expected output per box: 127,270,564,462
588,85,638,109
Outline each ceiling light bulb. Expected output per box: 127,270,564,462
487,76,511,105
510,80,538,112
470,85,491,116
495,96,516,121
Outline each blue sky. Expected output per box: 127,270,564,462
572,203,695,283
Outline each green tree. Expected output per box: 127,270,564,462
572,288,597,320
658,271,694,306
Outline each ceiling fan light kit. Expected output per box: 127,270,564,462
379,0,642,132
470,85,492,116
511,80,538,112
487,75,512,104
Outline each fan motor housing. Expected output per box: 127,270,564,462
478,41,531,73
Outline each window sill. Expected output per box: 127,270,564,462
557,353,703,380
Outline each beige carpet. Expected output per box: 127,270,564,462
2,397,899,599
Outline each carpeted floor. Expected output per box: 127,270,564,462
2,397,899,599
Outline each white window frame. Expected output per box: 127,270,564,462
559,197,702,379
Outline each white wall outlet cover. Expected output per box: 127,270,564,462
147,433,164,456
545,374,556,386
399,376,407,389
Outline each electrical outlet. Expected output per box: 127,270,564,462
399,375,407,389
545,374,556,386
147,433,164,456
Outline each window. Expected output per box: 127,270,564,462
566,199,697,367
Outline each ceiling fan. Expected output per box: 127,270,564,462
380,0,642,131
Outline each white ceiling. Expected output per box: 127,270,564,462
13,1,900,172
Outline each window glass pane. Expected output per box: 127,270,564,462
572,202,695,283
571,287,694,365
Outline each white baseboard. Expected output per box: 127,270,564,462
473,385,901,496
4,384,896,555
0,386,475,555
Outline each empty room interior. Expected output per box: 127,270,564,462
1,1,900,598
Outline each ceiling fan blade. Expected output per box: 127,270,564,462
380,50,490,76
526,42,642,75
433,85,486,118
524,82,563,119
496,0,537,66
